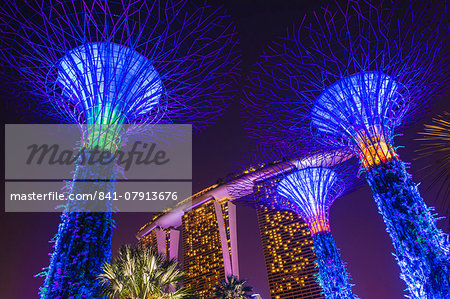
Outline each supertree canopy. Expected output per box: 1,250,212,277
243,1,450,297
0,0,238,297
277,165,357,299
311,72,401,169
277,167,339,236
56,42,163,125
228,149,359,299
0,0,238,128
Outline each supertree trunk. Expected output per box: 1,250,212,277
1,0,238,297
40,161,117,298
312,232,356,299
41,212,114,298
366,159,450,298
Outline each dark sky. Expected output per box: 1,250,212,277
1,0,449,298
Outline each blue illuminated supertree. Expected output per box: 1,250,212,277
243,1,449,297
229,149,359,299
0,0,238,297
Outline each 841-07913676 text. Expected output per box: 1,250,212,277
10,191,178,201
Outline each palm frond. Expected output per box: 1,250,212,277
98,244,192,299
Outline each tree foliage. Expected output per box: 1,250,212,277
98,244,192,299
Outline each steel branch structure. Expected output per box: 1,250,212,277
0,0,238,297
229,149,359,299
243,1,450,297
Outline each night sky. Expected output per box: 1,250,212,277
1,0,449,298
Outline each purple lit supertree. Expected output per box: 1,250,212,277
243,1,449,297
228,149,359,299
0,0,238,297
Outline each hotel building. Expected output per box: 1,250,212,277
136,155,337,298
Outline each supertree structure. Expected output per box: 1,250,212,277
0,0,238,297
243,1,449,297
228,149,359,299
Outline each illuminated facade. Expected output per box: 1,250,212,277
182,200,238,296
140,226,180,261
137,188,239,297
255,176,324,299
257,208,323,299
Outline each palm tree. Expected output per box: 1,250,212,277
98,244,192,298
212,275,253,299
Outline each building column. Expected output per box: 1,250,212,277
169,229,180,260
213,200,240,281
213,200,233,280
155,228,167,258
228,202,240,279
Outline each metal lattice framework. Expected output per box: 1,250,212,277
277,166,341,235
243,1,450,298
1,0,239,129
0,0,239,298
